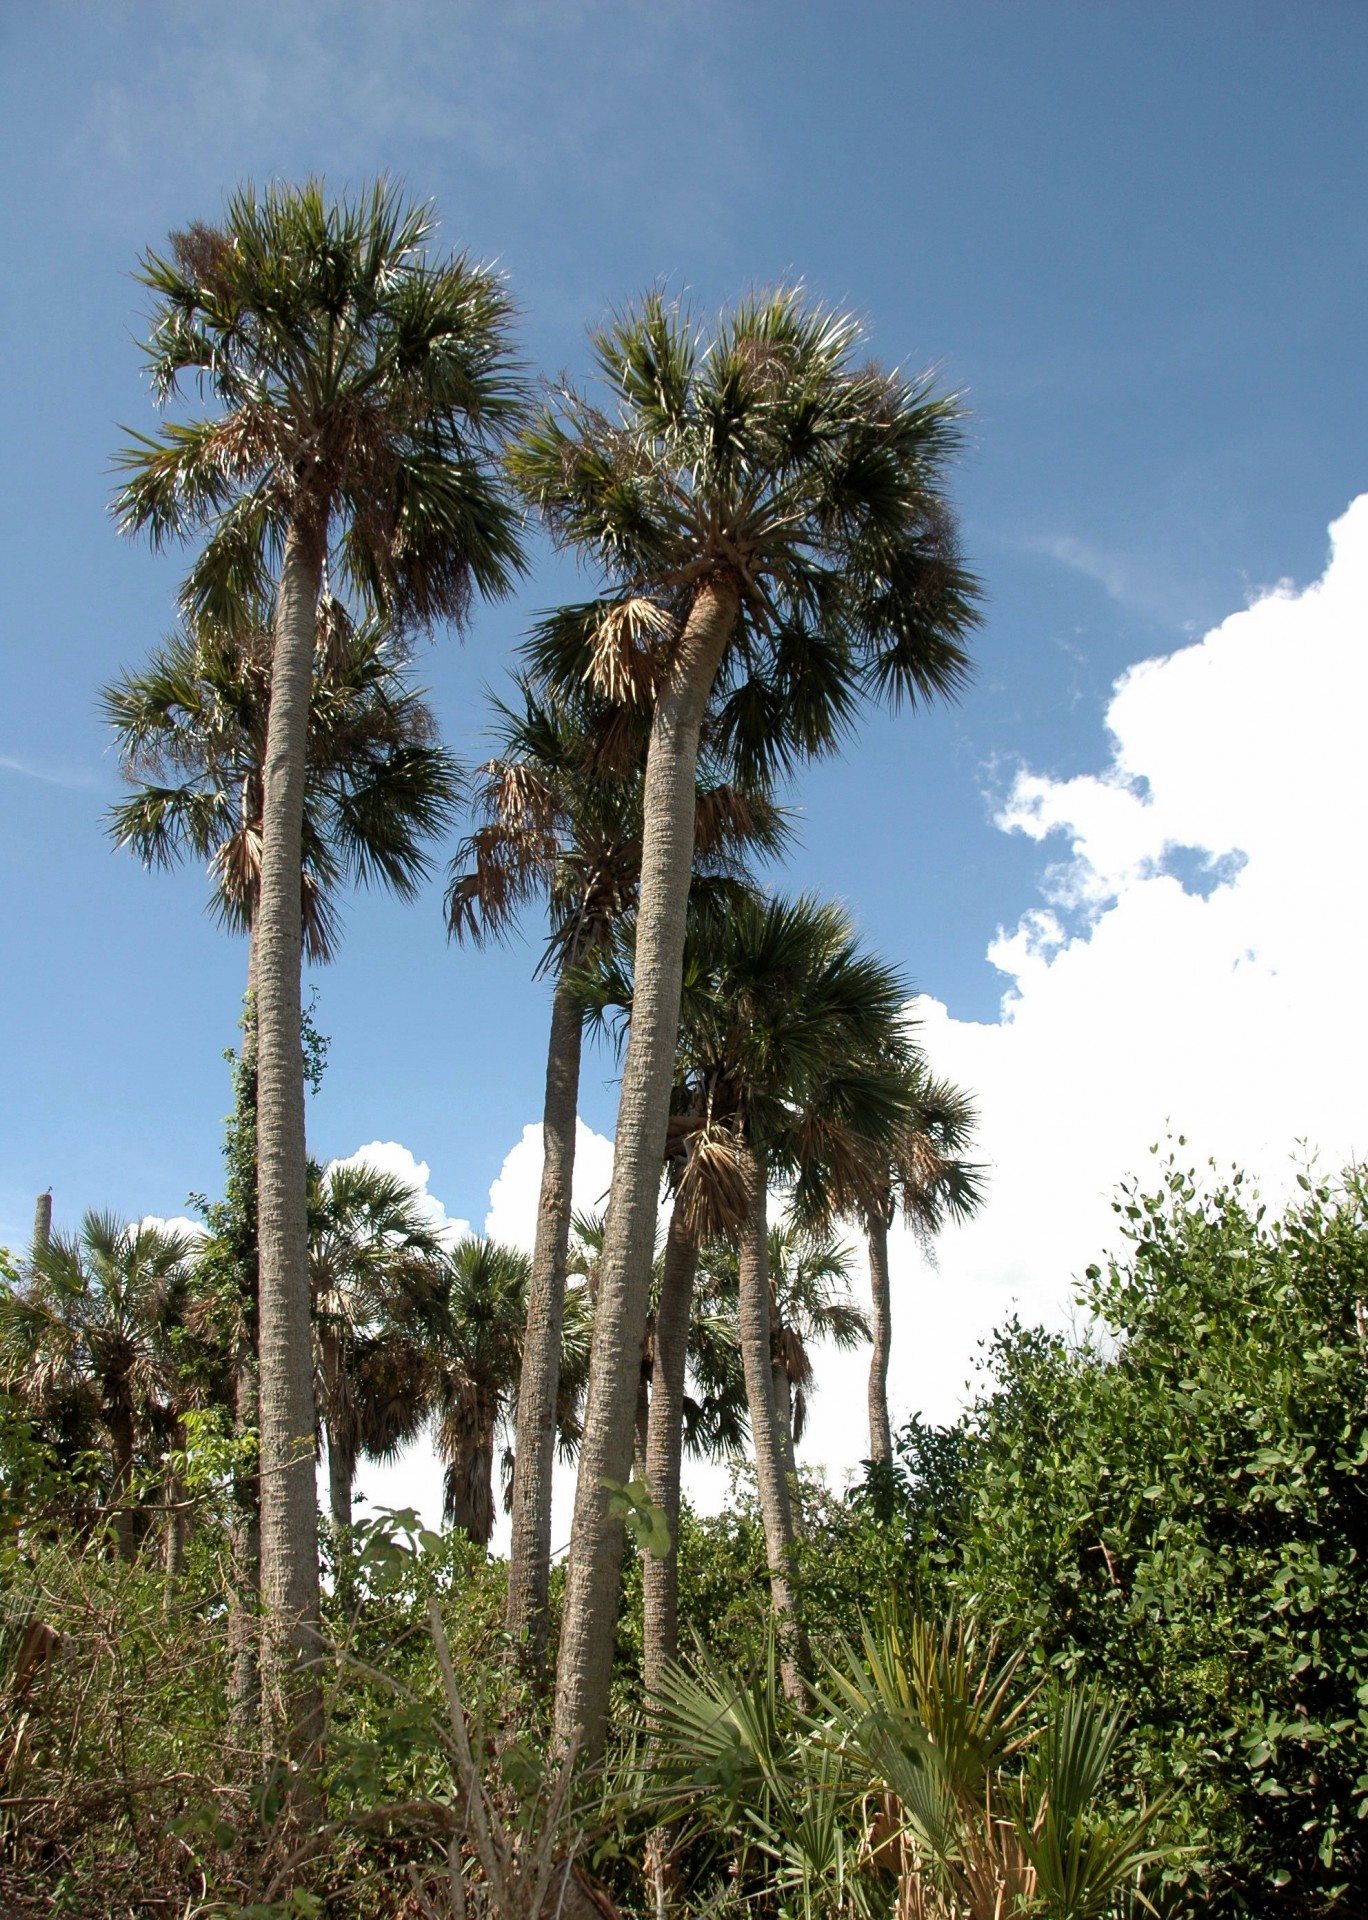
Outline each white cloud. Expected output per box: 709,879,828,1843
484,1121,617,1252
800,493,1368,1482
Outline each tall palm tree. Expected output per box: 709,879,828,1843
859,1072,984,1467
114,180,525,1768
106,601,462,1727
0,1215,199,1562
587,892,918,1700
512,290,978,1753
448,674,787,1667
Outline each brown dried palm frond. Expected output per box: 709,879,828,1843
584,596,675,706
673,1122,750,1244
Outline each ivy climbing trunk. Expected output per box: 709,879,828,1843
254,515,326,1790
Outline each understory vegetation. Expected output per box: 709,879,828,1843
2,178,1364,1918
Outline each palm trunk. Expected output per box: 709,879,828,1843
553,578,739,1759
504,969,584,1667
108,1401,137,1563
632,1349,651,1480
255,514,325,1785
866,1215,894,1467
326,1416,353,1537
449,1395,497,1547
163,1452,186,1609
772,1352,799,1499
642,1198,697,1702
737,1147,805,1702
228,953,261,1747
32,1192,52,1255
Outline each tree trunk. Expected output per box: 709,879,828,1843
448,1395,497,1546
32,1192,51,1255
866,1215,894,1467
108,1400,137,1563
504,969,584,1668
772,1352,799,1500
255,514,326,1786
737,1147,805,1702
163,1451,186,1609
642,1198,697,1702
632,1351,651,1481
553,577,739,1760
326,1414,353,1538
228,955,262,1748
228,1336,261,1746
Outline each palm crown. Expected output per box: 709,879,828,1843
114,179,526,630
513,290,978,776
103,606,461,962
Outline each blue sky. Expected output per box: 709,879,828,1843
3,0,1366,1391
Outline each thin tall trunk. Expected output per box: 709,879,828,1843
866,1214,894,1467
255,515,326,1784
642,1198,697,1702
326,1415,353,1537
772,1352,799,1499
163,1451,186,1609
32,1192,52,1256
108,1401,137,1563
632,1348,651,1481
228,951,261,1747
737,1147,805,1702
504,969,583,1667
553,577,739,1760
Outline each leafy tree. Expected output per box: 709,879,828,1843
892,1156,1368,1915
307,1159,447,1537
114,179,525,1768
511,289,978,1753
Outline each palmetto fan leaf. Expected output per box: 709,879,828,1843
103,607,461,962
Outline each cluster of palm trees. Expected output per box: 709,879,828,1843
7,179,988,1788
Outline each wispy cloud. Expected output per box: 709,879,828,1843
0,753,101,792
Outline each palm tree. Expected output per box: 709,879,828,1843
0,1215,199,1562
512,290,978,1752
306,1160,446,1537
859,1072,984,1467
411,1237,589,1548
106,601,461,1728
588,892,918,1700
114,180,525,1767
448,673,787,1667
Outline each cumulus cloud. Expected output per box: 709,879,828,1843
799,494,1368,1482
484,1121,617,1252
